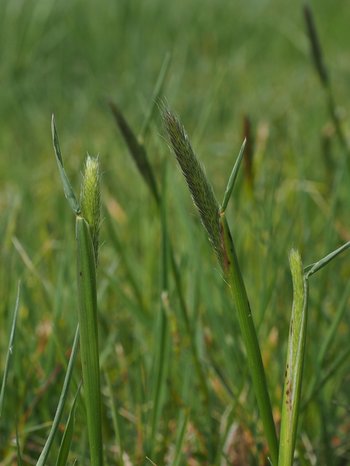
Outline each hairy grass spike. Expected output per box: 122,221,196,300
80,155,101,263
163,109,223,265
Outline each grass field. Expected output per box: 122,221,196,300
1,0,350,464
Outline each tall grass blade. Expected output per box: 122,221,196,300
36,325,80,466
0,281,20,418
51,115,81,215
278,250,308,466
76,216,103,466
109,101,160,203
55,385,81,466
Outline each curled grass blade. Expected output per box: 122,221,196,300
279,250,308,466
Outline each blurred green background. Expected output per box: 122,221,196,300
1,0,350,464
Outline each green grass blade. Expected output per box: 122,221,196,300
278,250,309,466
55,385,81,466
0,281,20,418
36,325,80,466
109,101,160,203
139,51,171,142
51,115,81,215
76,216,103,466
305,241,350,278
220,139,246,213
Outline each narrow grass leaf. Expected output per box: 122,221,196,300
36,325,80,466
109,101,160,203
0,281,21,418
139,51,172,142
220,139,246,213
51,115,81,215
55,385,81,466
305,241,350,278
279,250,308,466
76,216,103,466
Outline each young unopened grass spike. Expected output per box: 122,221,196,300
80,155,101,263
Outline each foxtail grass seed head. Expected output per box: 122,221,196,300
80,155,101,263
163,110,223,265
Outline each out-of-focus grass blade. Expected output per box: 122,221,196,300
16,425,23,466
221,139,246,213
148,165,170,457
109,101,160,203
139,51,171,142
0,281,21,417
279,250,308,466
36,325,80,466
51,115,81,215
55,385,81,466
105,371,125,466
76,216,103,466
171,410,188,466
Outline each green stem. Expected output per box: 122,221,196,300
219,213,278,465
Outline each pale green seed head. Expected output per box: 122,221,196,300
80,155,101,263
